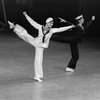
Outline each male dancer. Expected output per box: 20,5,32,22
8,12,75,82
63,15,95,72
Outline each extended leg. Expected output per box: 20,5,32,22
8,21,35,46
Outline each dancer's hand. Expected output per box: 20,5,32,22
23,11,27,15
92,16,95,20
71,25,75,28
58,17,66,23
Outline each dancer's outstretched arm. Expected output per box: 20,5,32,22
85,16,95,29
51,25,75,34
23,12,41,29
58,17,67,23
59,17,73,25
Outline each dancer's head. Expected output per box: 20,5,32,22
45,17,54,30
75,15,84,25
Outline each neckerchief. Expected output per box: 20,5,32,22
42,26,50,43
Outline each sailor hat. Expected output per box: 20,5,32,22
46,17,53,23
75,15,83,20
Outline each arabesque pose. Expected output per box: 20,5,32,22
8,12,75,82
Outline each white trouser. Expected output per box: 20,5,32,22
34,47,44,78
14,24,44,78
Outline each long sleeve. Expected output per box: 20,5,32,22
85,19,93,30
83,19,94,35
51,25,74,34
24,14,41,29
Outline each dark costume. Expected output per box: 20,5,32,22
66,18,94,70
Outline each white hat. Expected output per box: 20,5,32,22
46,17,53,23
75,15,83,20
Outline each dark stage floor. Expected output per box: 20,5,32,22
0,32,100,100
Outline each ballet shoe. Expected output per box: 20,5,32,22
8,21,14,29
66,67,74,72
34,77,42,82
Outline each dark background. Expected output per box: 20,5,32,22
0,0,100,39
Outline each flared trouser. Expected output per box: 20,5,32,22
13,24,44,78
67,43,79,69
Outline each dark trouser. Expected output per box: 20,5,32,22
67,43,79,69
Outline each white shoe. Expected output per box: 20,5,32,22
8,21,14,29
34,77,42,82
66,67,74,72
